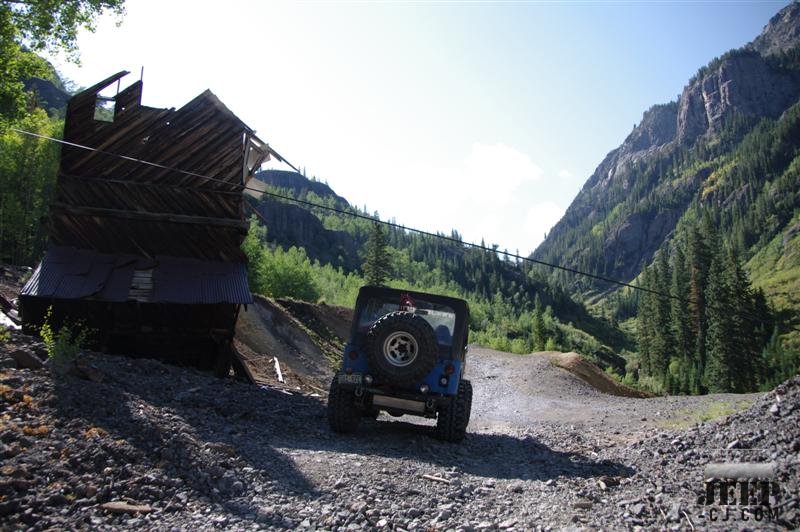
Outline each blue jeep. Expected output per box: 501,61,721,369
327,286,472,442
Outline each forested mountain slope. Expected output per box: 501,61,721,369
533,2,800,308
247,169,628,358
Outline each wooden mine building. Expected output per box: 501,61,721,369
20,71,272,373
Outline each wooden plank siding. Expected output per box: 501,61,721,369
51,71,269,262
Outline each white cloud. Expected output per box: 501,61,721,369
304,142,558,256
558,168,573,179
524,202,565,246
462,143,543,201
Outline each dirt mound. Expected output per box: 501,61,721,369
468,347,615,429
234,296,350,392
275,298,352,346
543,351,651,398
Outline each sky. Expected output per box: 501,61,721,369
48,0,789,256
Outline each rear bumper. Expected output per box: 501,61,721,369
372,394,426,413
352,385,451,418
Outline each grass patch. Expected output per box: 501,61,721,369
659,399,754,429
747,213,800,314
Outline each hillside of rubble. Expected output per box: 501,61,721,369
1,329,798,530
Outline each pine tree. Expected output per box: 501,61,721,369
363,222,391,286
651,251,674,389
725,247,757,392
751,288,773,385
532,293,546,351
670,241,693,393
636,266,655,377
687,221,712,393
704,248,736,393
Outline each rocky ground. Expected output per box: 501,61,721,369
0,333,797,531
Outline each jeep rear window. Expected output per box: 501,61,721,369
358,297,456,346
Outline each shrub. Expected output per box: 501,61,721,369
39,307,89,362
604,365,623,383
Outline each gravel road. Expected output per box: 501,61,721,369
468,347,762,437
1,334,797,530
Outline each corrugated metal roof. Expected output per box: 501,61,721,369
21,246,252,305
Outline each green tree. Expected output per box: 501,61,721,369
670,241,693,393
650,251,673,388
725,247,758,392
636,266,655,377
761,326,799,389
704,250,736,392
687,220,713,393
1,0,125,122
363,222,391,286
2,0,125,58
241,216,268,293
242,217,320,302
260,246,320,302
0,107,62,264
532,293,545,351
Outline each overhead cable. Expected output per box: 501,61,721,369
9,126,775,324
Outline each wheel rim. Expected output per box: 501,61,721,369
382,331,419,367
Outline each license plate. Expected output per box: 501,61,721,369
338,373,362,385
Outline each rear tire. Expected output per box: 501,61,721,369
434,379,472,442
327,373,361,433
365,311,438,386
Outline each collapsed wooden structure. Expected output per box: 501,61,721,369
20,71,272,372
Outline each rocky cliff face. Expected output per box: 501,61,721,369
585,3,800,189
676,51,800,144
583,102,678,192
251,196,360,271
249,169,361,270
533,2,800,293
676,3,800,144
255,169,349,208
750,1,800,56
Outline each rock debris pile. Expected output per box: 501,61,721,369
0,333,797,530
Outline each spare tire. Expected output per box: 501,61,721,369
365,311,438,386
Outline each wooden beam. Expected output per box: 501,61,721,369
50,202,248,231
59,172,243,196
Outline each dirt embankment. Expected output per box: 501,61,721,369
234,295,352,392
541,351,651,398
466,347,762,436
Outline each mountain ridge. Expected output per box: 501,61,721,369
533,2,800,306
